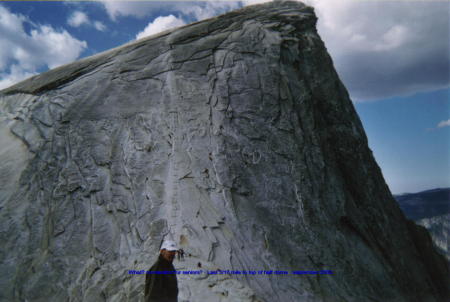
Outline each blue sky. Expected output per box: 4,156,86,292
0,0,448,194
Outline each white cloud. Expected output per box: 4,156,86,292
68,11,89,27
99,0,241,21
94,21,106,32
99,0,166,20
30,25,87,69
179,1,241,21
136,15,185,40
67,10,107,32
437,119,450,128
0,5,87,90
0,64,36,90
99,0,241,43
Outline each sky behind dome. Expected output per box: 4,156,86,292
0,0,448,194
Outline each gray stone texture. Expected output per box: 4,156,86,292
0,1,448,301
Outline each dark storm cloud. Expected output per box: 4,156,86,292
313,0,450,101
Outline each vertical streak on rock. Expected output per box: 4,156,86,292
89,193,95,259
163,70,181,240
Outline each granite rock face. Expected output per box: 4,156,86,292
0,1,448,301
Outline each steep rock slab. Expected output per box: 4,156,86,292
0,1,448,301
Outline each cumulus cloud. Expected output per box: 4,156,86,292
0,64,36,90
130,1,241,40
68,11,89,27
0,5,87,90
99,0,170,20
136,15,186,40
67,10,107,32
29,25,87,69
94,21,106,32
179,1,241,21
99,0,241,21
437,119,450,128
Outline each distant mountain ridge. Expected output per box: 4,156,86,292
394,187,450,220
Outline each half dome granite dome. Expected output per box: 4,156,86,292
0,1,448,301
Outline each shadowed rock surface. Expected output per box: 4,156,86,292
0,1,448,301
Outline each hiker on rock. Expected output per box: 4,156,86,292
145,240,179,302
